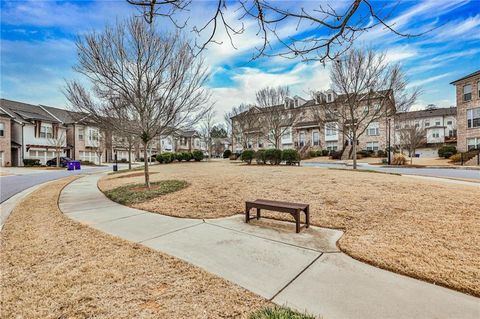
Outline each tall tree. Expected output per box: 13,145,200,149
399,125,426,164
64,17,210,187
325,48,419,169
256,86,298,149
227,103,260,150
47,130,66,168
199,108,216,159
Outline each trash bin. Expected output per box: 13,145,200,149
113,164,118,172
67,161,75,171
74,161,81,170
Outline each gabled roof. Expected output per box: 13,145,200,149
40,104,92,124
395,107,457,121
450,70,480,85
0,99,58,123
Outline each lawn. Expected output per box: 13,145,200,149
99,160,480,297
0,177,272,318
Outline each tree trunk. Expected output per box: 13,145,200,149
352,136,358,169
143,143,150,188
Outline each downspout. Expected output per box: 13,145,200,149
21,124,25,166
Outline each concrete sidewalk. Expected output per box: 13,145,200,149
59,174,479,319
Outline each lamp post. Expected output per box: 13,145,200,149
113,150,118,172
387,118,392,165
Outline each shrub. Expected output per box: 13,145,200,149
229,154,237,160
377,149,386,157
449,153,462,163
282,149,300,165
241,150,255,164
322,149,329,156
119,158,128,163
309,150,318,158
183,152,193,161
255,149,267,164
392,154,407,165
156,152,174,164
192,150,204,161
23,159,41,167
438,145,457,158
223,149,232,159
265,148,282,165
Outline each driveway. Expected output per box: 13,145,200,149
303,162,480,181
58,174,480,319
0,164,135,203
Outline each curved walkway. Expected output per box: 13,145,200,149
59,174,479,319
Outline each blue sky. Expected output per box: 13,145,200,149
1,0,480,119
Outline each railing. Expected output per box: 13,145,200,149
461,149,480,166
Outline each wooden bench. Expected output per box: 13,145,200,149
245,199,310,233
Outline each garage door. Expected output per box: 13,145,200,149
0,151,4,167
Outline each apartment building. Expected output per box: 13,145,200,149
0,99,68,166
231,90,395,159
0,109,13,166
451,70,480,152
394,107,457,157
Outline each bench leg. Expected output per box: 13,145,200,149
245,204,250,223
257,208,261,220
295,211,300,233
305,206,310,228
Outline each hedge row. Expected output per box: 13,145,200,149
240,148,300,165
156,150,204,164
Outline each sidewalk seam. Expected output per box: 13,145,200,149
269,252,323,301
137,222,205,243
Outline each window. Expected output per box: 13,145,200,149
325,123,337,136
464,84,472,101
40,125,51,138
432,130,440,138
312,131,319,146
326,141,337,151
467,107,480,128
258,142,263,148
425,122,430,127
367,122,379,136
0,122,4,137
435,120,441,126
78,128,84,140
467,137,480,150
282,127,292,139
447,120,452,125
366,141,379,151
327,93,333,102
374,103,381,112
299,132,305,147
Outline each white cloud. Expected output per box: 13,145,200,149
210,61,331,121
408,72,453,88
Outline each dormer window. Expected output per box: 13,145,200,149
327,93,333,102
294,98,298,107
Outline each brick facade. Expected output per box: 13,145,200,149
0,115,12,166
452,71,480,152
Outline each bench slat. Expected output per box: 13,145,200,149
247,199,308,210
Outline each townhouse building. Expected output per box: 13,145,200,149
40,105,103,164
231,89,395,159
0,108,13,166
450,70,480,152
394,107,457,157
0,99,68,166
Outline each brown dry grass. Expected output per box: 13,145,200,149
0,176,269,318
99,161,480,297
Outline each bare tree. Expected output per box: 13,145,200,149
325,48,419,169
227,103,261,151
199,108,216,159
126,0,425,62
399,125,426,164
64,18,210,187
255,86,299,149
47,129,66,168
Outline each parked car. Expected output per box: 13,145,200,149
46,156,72,167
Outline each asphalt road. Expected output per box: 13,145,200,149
303,162,480,181
0,166,117,204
